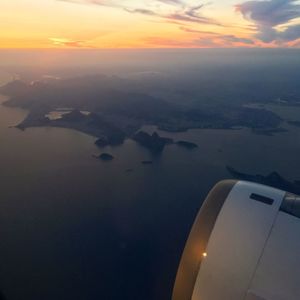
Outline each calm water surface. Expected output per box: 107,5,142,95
1,70,300,299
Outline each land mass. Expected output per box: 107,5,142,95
96,153,114,161
251,127,288,136
227,166,300,195
0,75,283,149
133,131,173,154
288,121,300,128
176,141,198,149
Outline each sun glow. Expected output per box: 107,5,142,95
1,0,300,48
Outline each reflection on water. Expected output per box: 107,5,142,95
1,71,300,299
45,110,91,120
45,111,71,120
243,102,300,122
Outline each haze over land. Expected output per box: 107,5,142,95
1,49,300,146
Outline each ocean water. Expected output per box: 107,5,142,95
1,69,300,299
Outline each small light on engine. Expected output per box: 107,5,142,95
202,252,207,258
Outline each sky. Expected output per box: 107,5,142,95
1,0,300,48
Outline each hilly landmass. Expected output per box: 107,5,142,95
0,75,283,152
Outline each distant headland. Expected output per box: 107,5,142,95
0,76,285,155
227,166,300,195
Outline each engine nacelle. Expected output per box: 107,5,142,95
173,180,300,300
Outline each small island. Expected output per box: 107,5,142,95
288,121,300,128
96,153,114,161
133,131,173,154
251,127,288,136
176,141,198,149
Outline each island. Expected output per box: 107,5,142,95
141,161,153,165
96,153,114,161
93,153,115,161
251,127,288,136
133,131,173,154
227,166,300,194
176,141,198,149
288,121,300,128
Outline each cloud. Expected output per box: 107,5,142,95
236,0,300,43
281,24,300,41
222,34,254,44
128,3,221,26
49,38,88,47
58,0,181,7
144,32,255,48
143,36,221,47
166,12,220,26
157,0,182,4
289,38,300,47
124,8,157,16
162,3,222,26
144,35,244,47
58,0,108,5
180,26,255,45
57,0,261,47
58,0,221,26
236,0,300,27
180,26,216,34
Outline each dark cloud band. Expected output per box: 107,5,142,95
237,0,300,43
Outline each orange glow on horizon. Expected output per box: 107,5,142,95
0,0,299,49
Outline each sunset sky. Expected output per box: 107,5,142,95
1,0,300,48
